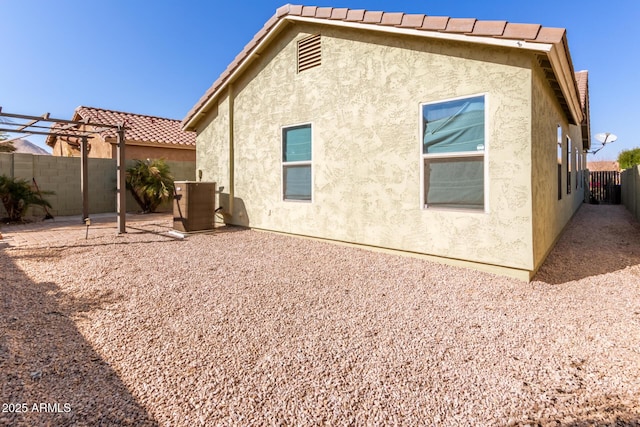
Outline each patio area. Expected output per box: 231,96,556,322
1,204,639,426
0,212,174,248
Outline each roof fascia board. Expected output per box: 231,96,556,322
287,15,553,52
104,138,196,149
547,44,583,125
183,19,291,131
185,14,583,130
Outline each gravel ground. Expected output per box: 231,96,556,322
1,204,639,426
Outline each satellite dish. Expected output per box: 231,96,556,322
595,132,617,144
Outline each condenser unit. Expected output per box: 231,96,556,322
173,181,216,232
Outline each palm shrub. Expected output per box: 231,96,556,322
126,159,175,213
0,175,54,222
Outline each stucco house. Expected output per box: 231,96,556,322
47,106,196,162
183,4,590,280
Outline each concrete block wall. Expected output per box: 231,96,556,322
621,165,640,222
0,153,195,219
123,159,196,213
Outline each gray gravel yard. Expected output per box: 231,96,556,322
1,204,639,426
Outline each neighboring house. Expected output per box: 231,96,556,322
587,161,620,172
183,4,591,281
47,106,196,162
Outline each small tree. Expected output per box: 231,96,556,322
618,148,640,170
126,159,175,213
0,175,54,222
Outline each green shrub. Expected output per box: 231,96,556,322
126,159,175,213
618,148,640,170
0,175,53,222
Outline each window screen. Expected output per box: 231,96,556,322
422,95,485,210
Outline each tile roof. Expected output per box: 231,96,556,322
587,161,620,172
47,107,196,148
574,70,588,113
184,4,577,130
574,70,590,149
77,107,195,146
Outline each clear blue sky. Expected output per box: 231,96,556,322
1,1,637,160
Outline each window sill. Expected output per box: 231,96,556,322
283,198,312,203
423,205,487,214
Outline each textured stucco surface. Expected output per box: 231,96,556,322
120,145,196,162
530,64,586,271
196,23,561,272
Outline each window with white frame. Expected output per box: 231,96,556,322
566,136,572,195
575,146,579,189
557,125,563,200
421,95,486,210
579,150,583,188
282,124,312,201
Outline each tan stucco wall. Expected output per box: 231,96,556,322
118,144,196,162
530,64,586,272
196,100,229,220
197,23,542,272
49,129,113,159
90,134,114,158
51,134,195,162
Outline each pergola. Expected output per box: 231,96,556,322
0,107,128,234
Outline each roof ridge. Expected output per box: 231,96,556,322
283,4,563,34
76,106,181,122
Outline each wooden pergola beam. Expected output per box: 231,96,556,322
0,110,120,128
0,107,127,234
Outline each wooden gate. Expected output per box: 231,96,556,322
589,170,621,204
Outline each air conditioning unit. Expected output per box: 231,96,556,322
173,181,216,232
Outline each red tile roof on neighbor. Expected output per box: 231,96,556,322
47,106,196,148
587,161,620,172
184,3,582,130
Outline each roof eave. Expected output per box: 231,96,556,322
183,18,291,132
104,137,196,149
183,12,583,132
547,42,583,126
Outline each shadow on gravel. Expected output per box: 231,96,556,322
524,398,640,426
534,204,640,284
0,249,158,426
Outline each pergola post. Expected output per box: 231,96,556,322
116,124,126,234
80,135,89,222
0,108,127,234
